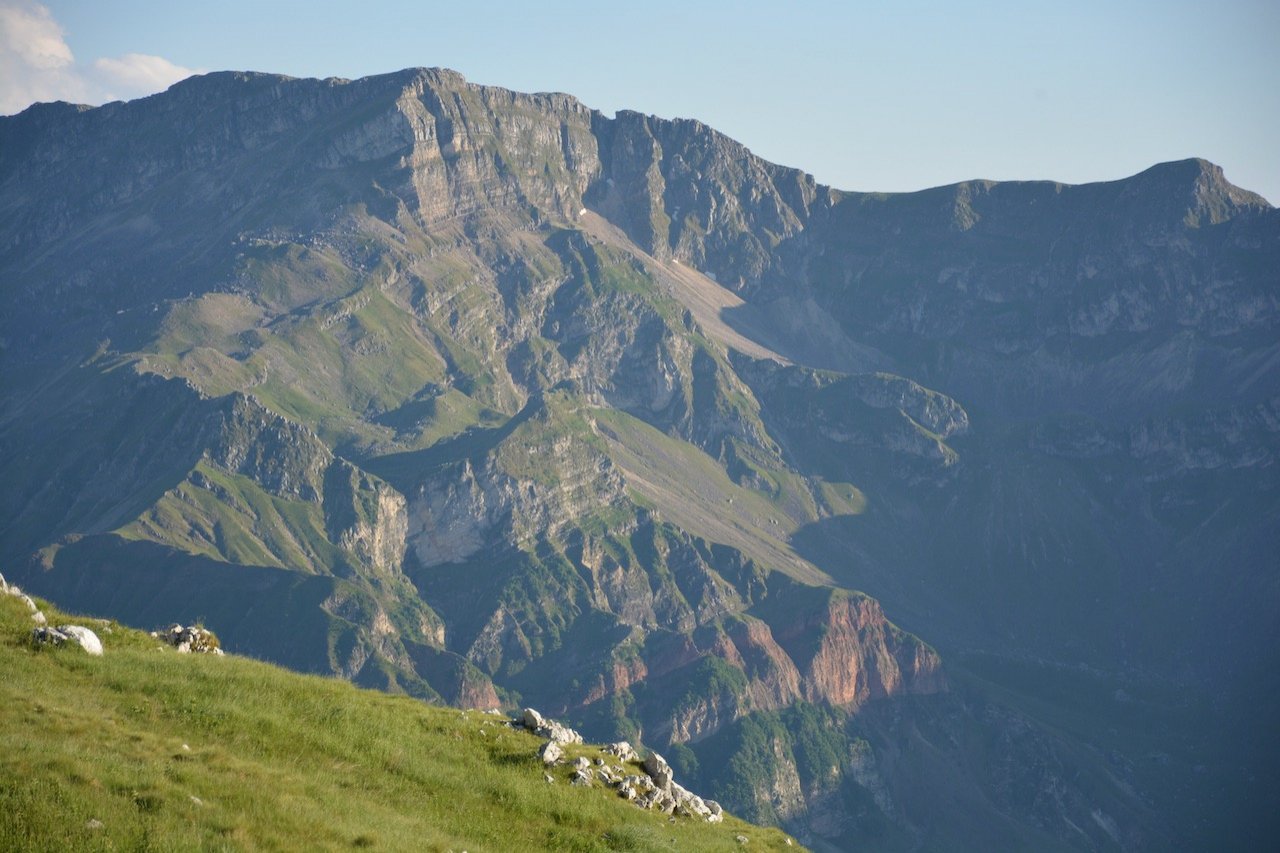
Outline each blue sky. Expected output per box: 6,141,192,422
4,0,1277,202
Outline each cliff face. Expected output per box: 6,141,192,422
2,68,1276,850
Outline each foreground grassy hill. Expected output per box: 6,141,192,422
0,594,798,852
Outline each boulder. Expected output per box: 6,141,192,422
516,707,582,744
32,625,103,655
538,740,563,765
642,751,673,792
59,625,104,656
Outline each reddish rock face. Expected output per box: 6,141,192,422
768,592,945,711
456,673,501,711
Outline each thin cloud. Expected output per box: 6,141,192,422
0,1,198,115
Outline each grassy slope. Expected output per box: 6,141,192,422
591,407,839,587
0,596,799,852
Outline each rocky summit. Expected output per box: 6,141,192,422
1,68,1276,850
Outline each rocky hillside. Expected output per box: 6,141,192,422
1,68,1275,850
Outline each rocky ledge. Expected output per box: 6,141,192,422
516,707,727,824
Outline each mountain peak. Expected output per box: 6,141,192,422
1128,157,1271,223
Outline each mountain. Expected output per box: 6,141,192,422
2,68,1276,850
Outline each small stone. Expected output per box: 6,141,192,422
736,835,749,845
86,819,104,830
544,773,554,783
182,744,191,751
190,795,203,806
520,707,545,730
572,756,590,771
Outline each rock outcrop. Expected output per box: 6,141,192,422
151,624,225,655
519,708,729,825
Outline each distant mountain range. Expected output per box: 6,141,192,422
2,68,1276,851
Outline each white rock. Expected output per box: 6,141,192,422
58,625,104,656
605,741,639,762
539,740,563,765
32,625,103,655
541,719,582,745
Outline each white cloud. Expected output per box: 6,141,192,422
0,1,197,116
0,0,85,113
93,53,195,98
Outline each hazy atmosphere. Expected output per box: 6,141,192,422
3,0,1277,201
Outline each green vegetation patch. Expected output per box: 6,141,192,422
0,595,800,851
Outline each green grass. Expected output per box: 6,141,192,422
0,595,801,852
589,408,831,586
119,461,344,575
